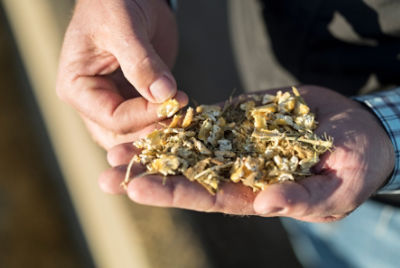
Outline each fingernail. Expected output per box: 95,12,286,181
150,74,176,102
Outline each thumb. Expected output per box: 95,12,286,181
111,36,177,103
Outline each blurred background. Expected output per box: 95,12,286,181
0,0,300,267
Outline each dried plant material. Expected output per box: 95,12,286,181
123,87,333,194
157,98,180,118
168,114,183,128
182,107,194,128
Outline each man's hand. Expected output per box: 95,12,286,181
56,0,187,149
99,86,395,222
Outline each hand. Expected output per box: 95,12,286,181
56,0,187,149
99,86,395,222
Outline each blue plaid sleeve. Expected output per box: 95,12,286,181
354,87,400,194
166,0,178,11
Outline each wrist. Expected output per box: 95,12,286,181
353,88,400,193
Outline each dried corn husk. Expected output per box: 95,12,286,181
123,87,333,194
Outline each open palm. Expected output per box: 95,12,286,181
100,86,394,222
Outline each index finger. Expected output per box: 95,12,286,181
59,75,188,134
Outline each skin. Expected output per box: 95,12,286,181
99,86,395,222
56,0,188,149
57,1,395,222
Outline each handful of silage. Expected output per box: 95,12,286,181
122,87,333,194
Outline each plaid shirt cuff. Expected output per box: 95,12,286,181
354,87,400,194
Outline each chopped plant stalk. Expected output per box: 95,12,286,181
122,87,333,194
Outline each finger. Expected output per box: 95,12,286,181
98,164,142,194
253,175,342,222
107,143,139,167
106,121,170,166
128,175,257,215
99,165,257,215
82,113,164,150
110,34,177,103
98,166,125,194
81,115,137,150
66,75,188,133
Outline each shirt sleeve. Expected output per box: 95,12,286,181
166,0,178,11
354,87,400,194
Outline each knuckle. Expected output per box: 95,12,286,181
136,55,153,69
131,55,155,78
56,73,79,104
